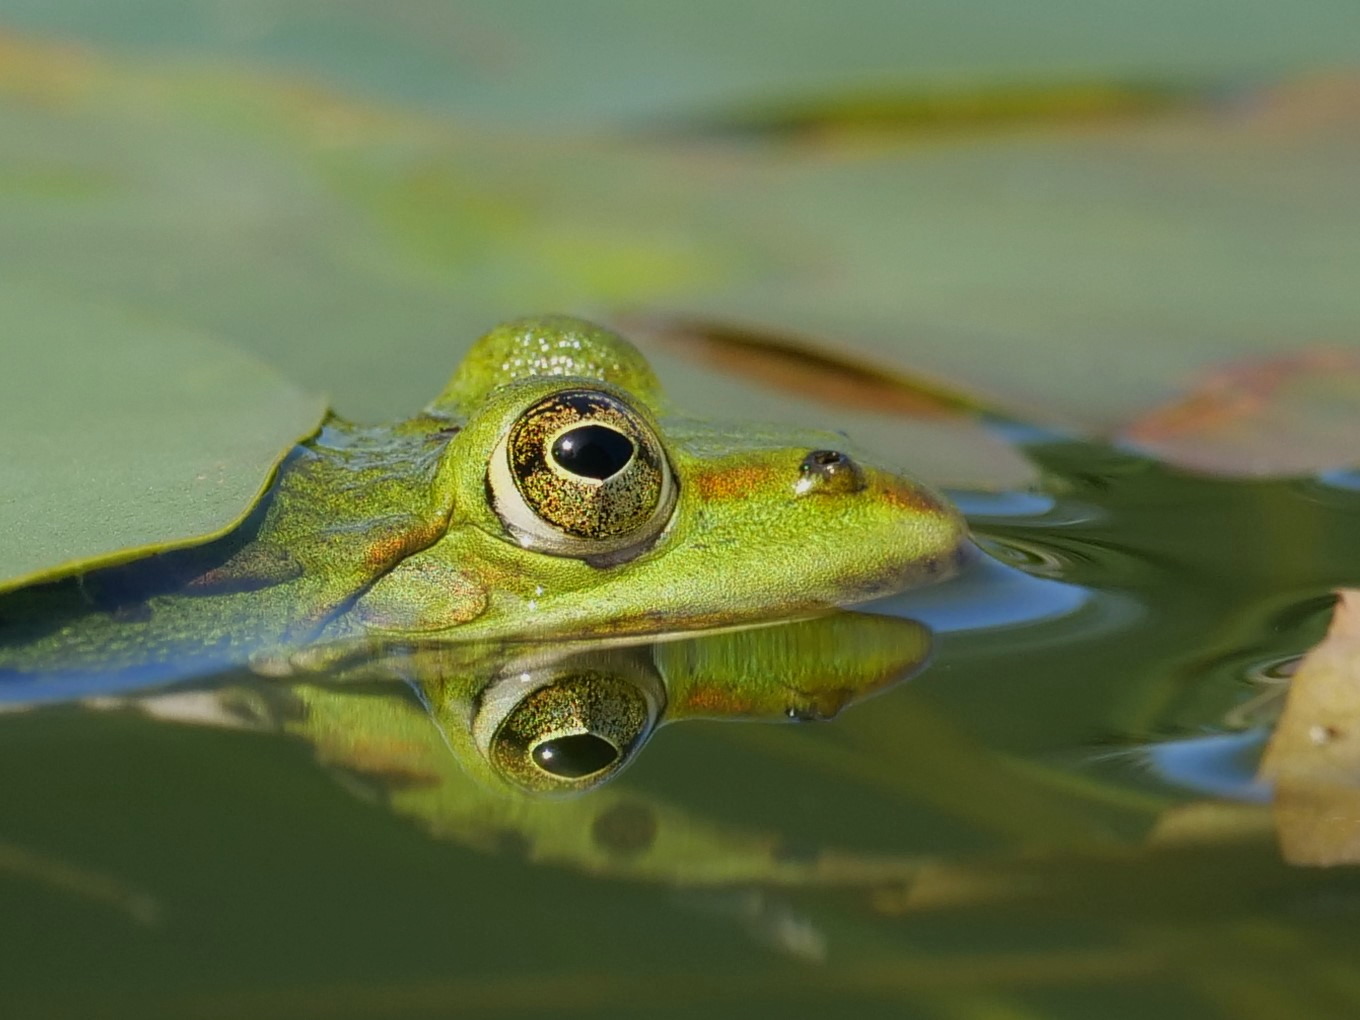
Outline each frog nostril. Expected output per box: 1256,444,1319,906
796,449,866,496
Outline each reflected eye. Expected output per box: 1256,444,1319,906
488,389,676,563
480,670,660,795
532,732,619,778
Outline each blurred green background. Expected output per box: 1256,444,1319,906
5,5,1360,1018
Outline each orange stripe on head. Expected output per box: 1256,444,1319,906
676,686,761,715
691,463,785,502
874,477,952,516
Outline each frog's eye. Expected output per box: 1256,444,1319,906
488,389,676,564
473,668,663,795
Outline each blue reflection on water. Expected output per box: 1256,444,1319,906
949,489,1056,519
1318,467,1360,492
872,551,1095,633
0,658,229,706
1139,729,1272,803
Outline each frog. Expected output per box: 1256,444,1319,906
0,315,966,697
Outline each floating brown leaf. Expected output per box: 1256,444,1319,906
1258,590,1360,865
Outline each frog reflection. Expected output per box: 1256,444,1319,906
129,612,930,882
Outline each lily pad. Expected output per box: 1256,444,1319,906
3,0,1359,128
0,34,1034,490
661,76,1360,436
0,282,325,592
2,34,1359,493
640,340,1037,491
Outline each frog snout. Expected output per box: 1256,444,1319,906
794,449,866,496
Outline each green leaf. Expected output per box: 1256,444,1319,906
0,282,326,592
0,34,1034,489
3,0,1358,128
657,77,1360,436
3,35,1358,486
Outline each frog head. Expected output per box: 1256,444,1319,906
348,316,967,641
0,316,961,694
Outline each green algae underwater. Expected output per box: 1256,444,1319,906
6,4,1360,1018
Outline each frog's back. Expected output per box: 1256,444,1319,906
0,414,457,695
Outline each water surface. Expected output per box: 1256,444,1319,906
6,438,1360,1018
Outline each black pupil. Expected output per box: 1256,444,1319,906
532,734,619,778
551,425,634,481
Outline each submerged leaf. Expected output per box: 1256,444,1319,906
1120,349,1360,476
0,839,161,924
0,282,325,592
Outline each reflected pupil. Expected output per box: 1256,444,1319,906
551,425,634,481
532,733,619,778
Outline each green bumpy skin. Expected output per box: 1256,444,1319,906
0,316,967,684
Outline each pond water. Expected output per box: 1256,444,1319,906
5,436,1360,1019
